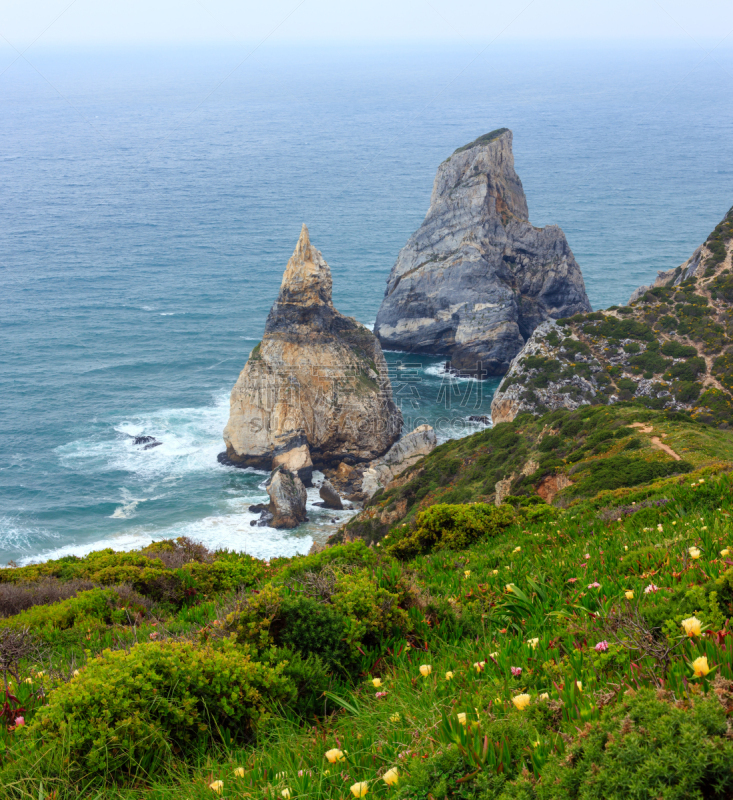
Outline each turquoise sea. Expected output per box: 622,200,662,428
2,42,732,564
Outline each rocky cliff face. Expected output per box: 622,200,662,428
221,225,403,482
374,129,591,376
490,205,733,426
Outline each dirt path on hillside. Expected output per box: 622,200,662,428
630,423,682,460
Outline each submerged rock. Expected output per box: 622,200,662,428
374,129,591,376
221,225,403,485
266,466,307,529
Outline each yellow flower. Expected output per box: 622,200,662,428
209,781,224,794
576,681,583,692
350,781,369,797
681,616,702,637
512,694,531,711
281,790,292,800
527,638,539,650
445,671,454,681
325,749,345,763
473,661,485,672
721,548,730,557
692,656,710,677
539,692,549,701
625,590,634,600
464,570,471,578
72,669,80,678
489,651,498,658
390,712,401,722
24,678,33,684
624,545,628,551
383,768,399,786
457,712,467,726
513,546,521,553
688,546,701,560
657,524,663,532
372,677,383,688
35,671,44,678
234,767,245,778
492,569,499,575
505,584,514,593
419,664,432,677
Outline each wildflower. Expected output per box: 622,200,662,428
73,669,80,677
625,590,634,600
390,713,401,722
445,671,454,680
567,577,578,583
657,524,663,532
624,545,628,551
281,790,292,800
721,548,730,557
699,479,705,483
692,656,710,677
512,694,531,711
376,691,388,699
594,641,609,652
419,664,431,677
681,616,702,637
584,553,590,560
489,651,498,659
688,546,701,560
492,569,499,575
539,692,549,701
35,671,44,678
527,638,539,649
505,584,514,592
24,678,32,684
533,740,540,747
464,570,471,578
473,661,485,672
13,716,25,727
513,546,521,553
325,749,345,763
457,712,467,725
576,681,583,692
372,678,383,688
209,781,224,794
234,767,245,778
644,583,659,594
587,581,601,589
511,666,522,677
350,782,369,797
383,768,399,786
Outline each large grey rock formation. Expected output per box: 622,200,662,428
221,225,403,483
374,129,591,376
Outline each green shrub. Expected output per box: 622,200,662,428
18,639,295,782
386,503,516,559
661,341,698,358
569,456,693,496
528,689,733,800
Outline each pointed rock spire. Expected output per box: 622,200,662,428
277,223,333,308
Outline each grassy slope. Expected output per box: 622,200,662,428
1,404,733,799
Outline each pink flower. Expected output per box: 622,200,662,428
567,577,578,583
13,716,24,727
594,641,609,652
584,553,591,560
375,691,388,699
510,666,522,677
644,583,659,594
587,581,601,589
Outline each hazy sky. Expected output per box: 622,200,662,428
2,0,733,48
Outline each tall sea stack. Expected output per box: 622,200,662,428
374,129,591,375
221,225,403,484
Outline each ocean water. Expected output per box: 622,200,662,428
2,42,732,565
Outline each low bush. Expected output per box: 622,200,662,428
569,455,693,496
385,503,516,559
14,639,297,783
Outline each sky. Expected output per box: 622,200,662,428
1,0,733,49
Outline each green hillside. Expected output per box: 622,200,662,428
1,404,733,799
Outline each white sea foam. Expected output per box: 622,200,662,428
57,391,235,482
423,361,481,382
